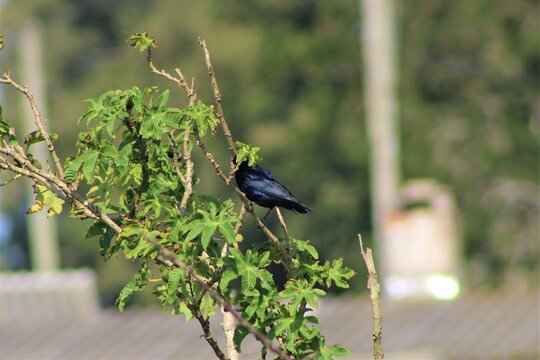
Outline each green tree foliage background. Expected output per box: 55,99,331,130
1,0,538,302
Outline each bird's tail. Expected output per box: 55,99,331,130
284,199,313,214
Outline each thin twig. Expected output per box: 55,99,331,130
191,303,227,360
275,207,291,255
358,234,384,360
198,38,237,156
1,73,64,179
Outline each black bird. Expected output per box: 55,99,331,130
235,161,313,214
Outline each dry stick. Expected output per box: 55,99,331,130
146,235,291,360
275,208,290,240
179,125,194,213
198,38,237,156
275,207,292,254
1,73,64,179
358,234,384,360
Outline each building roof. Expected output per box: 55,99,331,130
0,271,538,359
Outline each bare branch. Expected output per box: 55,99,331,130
190,303,227,360
1,73,64,179
198,38,237,156
275,207,291,255
179,126,194,213
358,234,384,360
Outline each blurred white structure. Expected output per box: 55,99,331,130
0,269,100,323
383,179,461,300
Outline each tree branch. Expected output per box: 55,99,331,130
198,38,237,156
179,126,194,213
1,73,64,179
358,234,384,360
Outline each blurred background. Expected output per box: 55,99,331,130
0,0,538,359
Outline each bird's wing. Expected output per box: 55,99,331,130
246,177,296,201
253,165,275,181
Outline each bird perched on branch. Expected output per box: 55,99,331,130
235,161,313,214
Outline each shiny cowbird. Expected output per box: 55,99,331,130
235,161,313,213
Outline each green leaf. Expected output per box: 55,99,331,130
127,32,156,52
295,239,319,260
200,293,217,319
0,107,11,136
27,184,64,217
121,236,155,259
280,279,325,311
23,131,58,148
63,156,84,183
116,263,149,312
86,221,117,258
325,259,355,289
80,150,99,182
0,36,4,50
185,101,218,136
220,268,239,291
175,301,193,320
318,344,351,359
156,89,169,109
167,268,182,296
235,141,261,166
184,221,206,242
201,224,217,250
233,326,250,353
219,223,236,244
105,116,116,138
268,317,294,339
99,227,116,258
229,248,274,292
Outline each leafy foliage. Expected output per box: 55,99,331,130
0,52,355,357
235,141,261,166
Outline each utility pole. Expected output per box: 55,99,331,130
360,0,400,280
20,20,60,271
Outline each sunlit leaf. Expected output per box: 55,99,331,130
127,32,156,52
